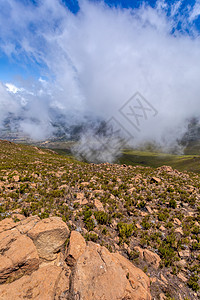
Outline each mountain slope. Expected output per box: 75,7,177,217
0,139,199,299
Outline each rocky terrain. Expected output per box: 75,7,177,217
0,139,199,299
0,216,151,299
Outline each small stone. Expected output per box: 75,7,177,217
177,272,187,282
175,227,183,235
134,246,144,258
80,182,89,186
146,206,153,214
13,175,20,182
160,226,166,231
175,259,187,268
178,250,190,258
140,212,148,217
160,274,168,284
94,199,104,211
114,236,119,243
81,199,88,205
174,218,181,226
127,187,135,194
159,292,166,300
134,247,161,269
114,243,120,250
123,243,128,250
76,192,84,200
178,293,184,300
136,223,141,229
150,177,161,184
150,277,157,283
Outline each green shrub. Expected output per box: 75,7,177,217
158,212,169,222
192,226,200,235
158,240,178,267
117,222,134,241
21,208,30,217
137,200,146,209
141,217,151,230
129,249,140,260
169,199,177,209
94,211,111,225
102,227,108,235
187,275,199,292
112,212,123,219
83,208,92,221
85,233,98,242
40,211,49,219
191,241,200,250
84,217,95,231
83,207,95,231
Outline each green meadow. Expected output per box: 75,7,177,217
118,149,200,173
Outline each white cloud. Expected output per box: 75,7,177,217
5,83,20,94
189,0,200,22
0,0,200,159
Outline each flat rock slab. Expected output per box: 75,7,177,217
69,241,151,300
16,216,40,234
0,265,69,300
0,218,16,233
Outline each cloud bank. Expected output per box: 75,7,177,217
0,0,200,161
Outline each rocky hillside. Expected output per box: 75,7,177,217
0,216,151,299
0,140,199,299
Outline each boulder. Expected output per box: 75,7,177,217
0,228,39,283
65,231,86,266
27,217,69,260
75,193,88,205
143,249,161,269
134,246,161,269
69,241,151,300
157,166,174,173
0,265,69,300
175,259,187,268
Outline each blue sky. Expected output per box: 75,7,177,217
0,0,199,82
63,0,196,12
